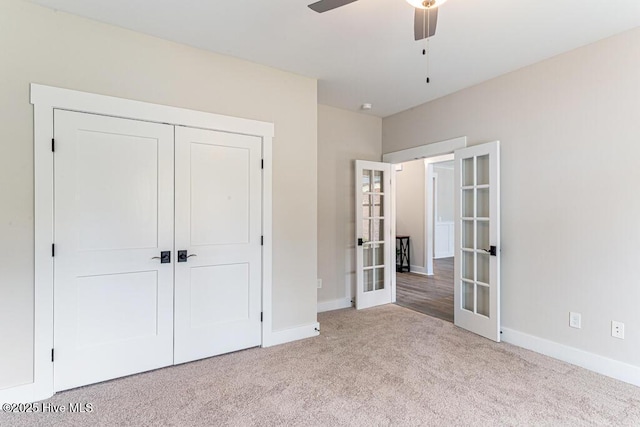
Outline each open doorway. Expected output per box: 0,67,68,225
394,157,455,322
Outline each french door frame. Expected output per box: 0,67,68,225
26,84,274,403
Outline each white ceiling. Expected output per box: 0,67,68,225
29,0,640,117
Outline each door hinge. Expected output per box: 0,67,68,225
51,138,55,152
51,348,54,362
261,159,264,169
261,236,264,246
260,312,263,322
51,244,55,257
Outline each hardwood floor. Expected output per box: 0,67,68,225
395,257,454,323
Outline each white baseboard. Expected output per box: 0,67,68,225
317,298,352,313
410,265,426,274
501,327,640,388
263,322,320,347
0,382,42,403
408,265,432,276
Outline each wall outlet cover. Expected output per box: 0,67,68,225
612,321,625,339
569,312,581,329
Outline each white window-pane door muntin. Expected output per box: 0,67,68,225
454,141,501,342
53,111,262,391
356,160,392,309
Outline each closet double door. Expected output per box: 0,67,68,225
53,111,262,391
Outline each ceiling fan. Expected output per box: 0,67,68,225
308,0,448,41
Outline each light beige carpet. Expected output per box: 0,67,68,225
2,304,639,426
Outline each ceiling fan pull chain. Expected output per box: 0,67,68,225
426,42,430,83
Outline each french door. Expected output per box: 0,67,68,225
355,160,393,309
453,141,501,342
53,111,262,391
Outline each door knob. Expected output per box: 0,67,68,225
178,250,197,262
151,251,171,263
482,246,497,256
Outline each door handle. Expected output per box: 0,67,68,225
151,251,171,263
482,246,497,256
178,250,197,262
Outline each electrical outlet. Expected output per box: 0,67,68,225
317,278,322,289
612,321,625,339
569,312,581,329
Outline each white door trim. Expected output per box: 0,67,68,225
382,137,466,164
25,84,274,402
390,168,397,302
426,167,436,275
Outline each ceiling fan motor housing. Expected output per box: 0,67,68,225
406,0,449,9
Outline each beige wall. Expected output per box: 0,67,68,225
395,160,425,270
0,0,317,390
433,163,454,223
317,105,382,306
383,28,640,367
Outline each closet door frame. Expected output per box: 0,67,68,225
29,84,274,403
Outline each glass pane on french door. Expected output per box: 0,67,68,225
460,155,490,316
362,168,385,292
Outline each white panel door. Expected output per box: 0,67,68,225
54,110,174,391
174,127,262,364
454,141,501,342
355,160,392,309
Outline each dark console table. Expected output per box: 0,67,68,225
396,235,410,273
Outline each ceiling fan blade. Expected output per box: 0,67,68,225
308,0,358,13
414,7,438,41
